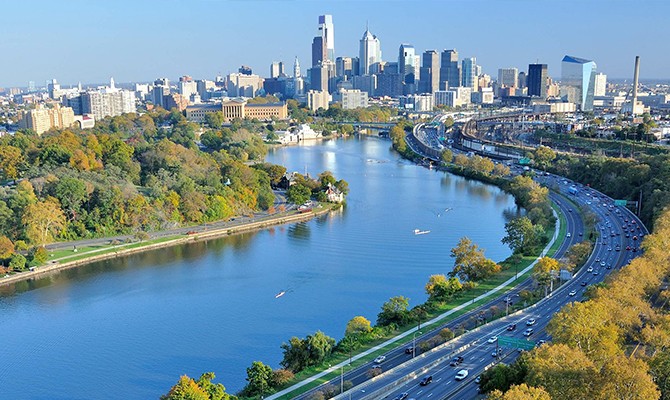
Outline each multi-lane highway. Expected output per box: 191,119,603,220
362,175,646,400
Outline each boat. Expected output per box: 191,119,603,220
414,229,431,235
275,291,286,298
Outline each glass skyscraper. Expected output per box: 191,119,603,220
561,55,597,111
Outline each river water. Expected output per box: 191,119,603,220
0,136,516,399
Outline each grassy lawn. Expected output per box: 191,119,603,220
46,235,186,264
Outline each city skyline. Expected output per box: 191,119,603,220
2,0,669,87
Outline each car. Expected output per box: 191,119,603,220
600,261,606,267
581,281,588,286
526,318,536,326
475,375,481,384
524,328,534,337
569,290,577,296
492,348,503,357
371,365,382,371
587,266,593,272
579,232,583,236
449,356,464,366
404,346,414,354
536,340,547,347
393,393,409,400
420,375,433,386
374,356,386,364
566,232,571,238
507,323,517,331
606,264,612,270
487,336,498,343
455,369,469,381
593,271,600,276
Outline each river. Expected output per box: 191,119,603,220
0,136,516,399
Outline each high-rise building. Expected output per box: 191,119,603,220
561,55,597,111
398,44,417,83
307,90,330,111
312,15,334,67
518,71,527,89
440,50,460,89
81,85,136,120
497,68,519,88
419,50,440,94
336,57,357,79
527,64,548,98
594,72,607,96
179,75,198,100
359,27,382,76
270,61,285,78
238,65,253,75
19,104,75,134
461,57,478,90
226,73,264,97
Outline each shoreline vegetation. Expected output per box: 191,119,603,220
0,205,334,289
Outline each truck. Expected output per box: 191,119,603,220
569,186,578,195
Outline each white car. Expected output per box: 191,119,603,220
487,336,498,344
569,290,577,296
524,328,534,336
526,318,536,326
566,232,571,238
374,356,386,364
586,267,593,272
455,369,469,381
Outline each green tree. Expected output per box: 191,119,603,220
204,112,225,129
244,361,274,397
449,237,500,282
9,253,26,271
441,149,454,163
534,146,556,170
161,375,209,400
502,217,543,255
54,177,88,220
286,183,311,205
306,331,336,365
377,296,411,326
280,337,309,372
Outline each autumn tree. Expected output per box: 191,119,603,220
345,316,372,336
425,274,463,302
0,145,25,181
525,344,598,399
450,237,500,282
534,146,556,170
488,383,551,400
22,197,66,246
532,257,560,288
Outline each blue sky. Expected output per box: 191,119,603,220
1,0,668,87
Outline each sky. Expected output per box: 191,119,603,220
1,0,669,88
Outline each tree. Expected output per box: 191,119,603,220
286,184,312,205
54,177,88,220
345,316,372,336
449,237,500,282
306,331,336,365
280,337,309,372
599,355,660,400
0,235,14,259
271,369,294,388
9,253,26,271
0,145,25,181
502,217,542,255
244,361,274,397
534,146,556,170
204,112,225,129
488,384,551,400
196,372,234,400
650,350,670,400
441,149,454,164
532,257,560,287
425,274,463,301
377,296,411,326
161,375,209,400
525,344,598,399
22,198,66,246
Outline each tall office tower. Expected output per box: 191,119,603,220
359,26,382,75
336,57,355,79
270,61,284,78
419,50,440,94
398,44,417,84
518,72,527,89
527,64,548,98
561,55,597,111
441,49,460,89
461,57,478,90
497,68,519,88
179,75,198,99
312,15,334,67
594,72,607,96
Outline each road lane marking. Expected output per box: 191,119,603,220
427,393,433,397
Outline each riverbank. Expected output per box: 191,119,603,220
0,206,335,288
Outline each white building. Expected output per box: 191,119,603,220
337,89,368,109
497,68,519,88
359,28,382,75
594,73,607,96
276,124,322,144
399,94,433,112
81,78,136,120
533,102,576,113
472,88,494,104
307,90,330,111
226,73,264,98
434,87,472,107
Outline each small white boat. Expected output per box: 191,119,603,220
414,229,430,235
275,291,286,298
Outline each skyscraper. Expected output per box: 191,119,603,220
594,73,607,96
497,68,519,88
312,15,334,67
561,55,597,111
461,57,478,90
359,27,382,75
419,50,439,93
398,44,417,83
441,49,460,89
527,64,548,98
270,61,284,78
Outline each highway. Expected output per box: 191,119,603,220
362,175,646,400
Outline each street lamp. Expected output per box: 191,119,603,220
413,330,423,358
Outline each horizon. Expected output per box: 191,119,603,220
1,0,669,87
